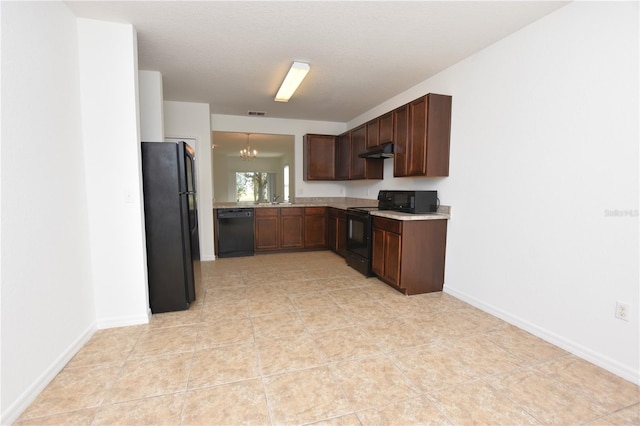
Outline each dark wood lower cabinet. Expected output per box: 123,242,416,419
304,207,327,249
255,207,327,253
328,208,347,257
254,208,280,251
281,208,304,249
372,227,401,285
372,216,447,295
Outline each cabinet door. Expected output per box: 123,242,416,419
350,125,366,179
336,217,347,257
408,96,427,176
379,112,393,144
393,104,409,177
304,207,327,248
424,94,452,177
281,208,304,249
328,213,338,252
255,209,279,251
328,209,347,256
383,232,402,286
351,125,382,180
335,132,351,180
371,228,385,277
406,94,452,177
304,134,336,180
366,118,379,148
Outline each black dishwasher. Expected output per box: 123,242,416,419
216,208,255,258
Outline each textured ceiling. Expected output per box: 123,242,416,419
66,1,568,123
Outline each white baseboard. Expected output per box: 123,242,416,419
201,254,215,261
1,323,97,426
444,286,640,385
3,313,153,424
96,312,150,329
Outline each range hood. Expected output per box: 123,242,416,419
358,141,394,159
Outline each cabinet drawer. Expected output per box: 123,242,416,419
255,208,278,217
305,207,326,216
281,207,303,216
373,216,401,234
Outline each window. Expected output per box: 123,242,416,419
283,165,290,202
236,172,275,202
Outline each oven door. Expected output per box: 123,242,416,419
346,211,371,259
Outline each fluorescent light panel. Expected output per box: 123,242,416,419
275,62,310,102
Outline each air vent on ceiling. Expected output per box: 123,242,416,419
247,110,267,117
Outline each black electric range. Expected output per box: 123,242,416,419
345,206,379,277
344,190,440,276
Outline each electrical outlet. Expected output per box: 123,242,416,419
615,301,630,321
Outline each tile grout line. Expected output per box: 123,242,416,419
247,301,277,426
177,328,200,426
91,326,147,420
16,252,640,425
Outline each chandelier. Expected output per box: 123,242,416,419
240,133,257,161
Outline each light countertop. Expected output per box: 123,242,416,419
213,200,450,220
370,210,450,221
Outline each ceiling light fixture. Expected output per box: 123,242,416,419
240,133,257,161
274,61,310,102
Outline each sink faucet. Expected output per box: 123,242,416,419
272,194,281,202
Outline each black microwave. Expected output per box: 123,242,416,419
377,190,438,214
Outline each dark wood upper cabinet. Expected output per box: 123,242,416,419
379,112,393,145
303,134,336,180
350,125,366,179
396,93,452,177
303,130,381,181
366,119,379,148
366,111,393,149
303,93,451,181
350,125,383,180
393,103,410,177
335,132,351,180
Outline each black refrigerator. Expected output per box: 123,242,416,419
141,141,199,313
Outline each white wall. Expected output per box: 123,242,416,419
348,2,639,383
281,149,294,202
77,18,150,328
210,115,346,199
139,70,164,141
164,101,215,261
0,2,96,422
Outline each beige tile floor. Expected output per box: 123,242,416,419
16,251,640,425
